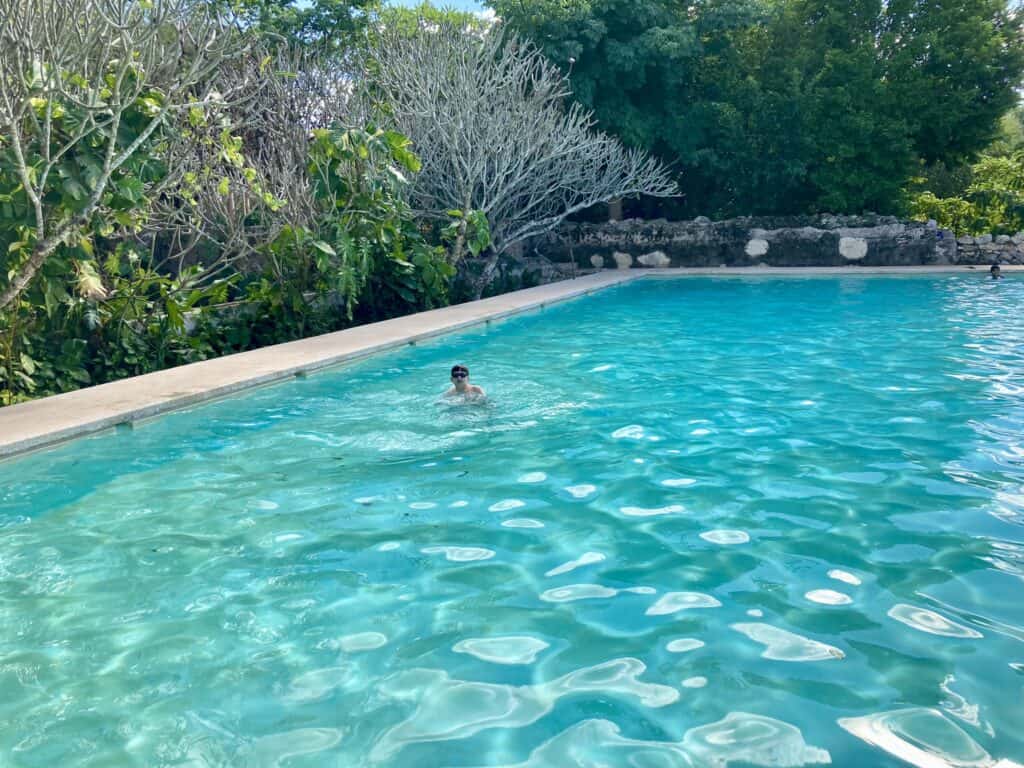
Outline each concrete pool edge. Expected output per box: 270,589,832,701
0,271,636,460
1,264,1019,460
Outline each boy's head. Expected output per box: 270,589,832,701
451,364,469,382
991,264,1002,276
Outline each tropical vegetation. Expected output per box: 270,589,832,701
2,0,1023,404
494,0,1024,218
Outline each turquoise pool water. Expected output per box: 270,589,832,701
2,276,1023,767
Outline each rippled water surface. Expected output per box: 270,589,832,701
3,276,1024,767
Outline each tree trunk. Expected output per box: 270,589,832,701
0,243,52,311
450,191,474,265
472,252,501,301
452,220,467,265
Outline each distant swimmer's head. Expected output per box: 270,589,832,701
448,364,485,398
991,264,1003,279
450,364,471,391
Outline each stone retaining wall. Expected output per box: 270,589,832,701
458,215,1023,297
526,215,968,270
956,233,1024,266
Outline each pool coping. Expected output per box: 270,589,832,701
0,271,635,460
1,264,1020,460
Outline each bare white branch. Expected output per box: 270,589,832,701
144,45,361,283
360,24,678,258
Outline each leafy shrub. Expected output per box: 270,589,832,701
0,127,468,403
908,151,1024,236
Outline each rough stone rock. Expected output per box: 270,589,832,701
525,214,950,272
839,224,905,239
958,236,975,246
996,235,1012,244
694,216,712,225
839,237,869,261
453,253,579,299
935,231,957,264
795,226,829,241
975,234,993,245
1012,232,1024,245
612,251,633,270
745,239,770,257
637,250,671,267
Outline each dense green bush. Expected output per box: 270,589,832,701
0,125,457,404
905,108,1024,235
909,152,1024,236
0,0,471,405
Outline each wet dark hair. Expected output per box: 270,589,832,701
991,264,1001,271
451,364,469,376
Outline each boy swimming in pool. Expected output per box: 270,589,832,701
444,364,486,399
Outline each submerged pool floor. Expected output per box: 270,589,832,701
2,276,1023,767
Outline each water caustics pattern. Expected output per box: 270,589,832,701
1,275,1024,767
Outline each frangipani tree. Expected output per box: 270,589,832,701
362,23,678,267
0,0,245,311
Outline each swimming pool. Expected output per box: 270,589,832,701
1,275,1022,767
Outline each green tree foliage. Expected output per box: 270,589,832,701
907,105,1024,235
909,152,1024,236
377,1,490,34
494,0,1024,217
909,153,1024,235
746,0,917,214
0,0,239,312
991,107,1024,157
488,0,761,214
232,0,381,43
881,0,1024,166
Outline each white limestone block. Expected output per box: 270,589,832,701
839,236,868,261
612,251,633,270
637,250,670,267
745,239,770,258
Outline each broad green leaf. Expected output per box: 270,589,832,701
62,177,87,201
311,240,337,256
